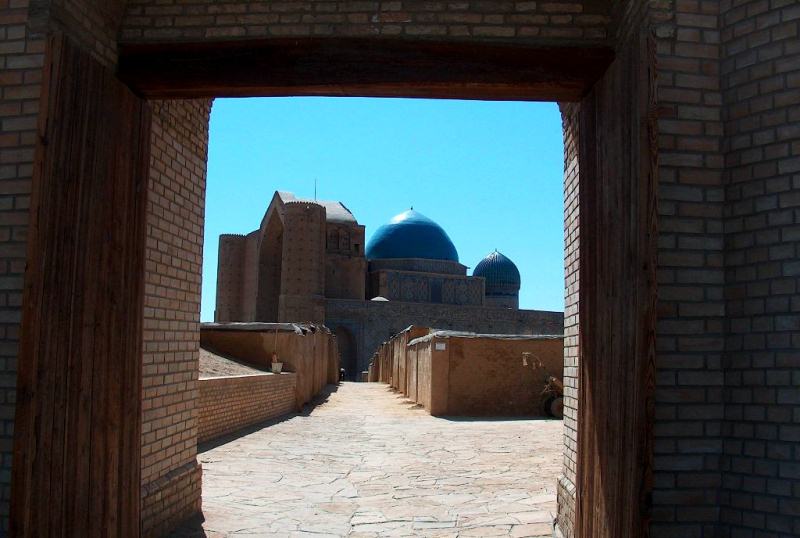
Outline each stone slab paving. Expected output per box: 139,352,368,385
173,382,562,538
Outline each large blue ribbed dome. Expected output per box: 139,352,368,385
474,250,521,295
366,209,459,262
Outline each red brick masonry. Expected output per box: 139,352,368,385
197,373,297,444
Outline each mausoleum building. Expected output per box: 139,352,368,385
215,191,563,378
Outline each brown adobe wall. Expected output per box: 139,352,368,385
199,325,339,410
445,336,563,416
197,373,297,444
374,328,563,417
414,340,434,412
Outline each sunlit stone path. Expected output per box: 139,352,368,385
173,382,562,537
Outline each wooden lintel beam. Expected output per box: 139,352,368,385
117,38,614,101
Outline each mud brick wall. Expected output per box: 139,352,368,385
200,324,340,409
198,373,297,444
376,328,563,417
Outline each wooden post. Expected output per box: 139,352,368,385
10,34,151,537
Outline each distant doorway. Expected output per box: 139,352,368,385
333,326,358,381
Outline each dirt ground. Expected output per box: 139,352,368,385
199,347,268,378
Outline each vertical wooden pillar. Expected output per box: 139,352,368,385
575,30,658,538
10,34,151,537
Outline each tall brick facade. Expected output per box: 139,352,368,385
651,0,729,534
0,2,42,528
719,2,800,535
0,1,798,536
141,98,211,536
557,101,580,538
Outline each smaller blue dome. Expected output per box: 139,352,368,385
366,209,459,262
474,250,521,296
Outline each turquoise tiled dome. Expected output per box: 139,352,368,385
365,209,459,262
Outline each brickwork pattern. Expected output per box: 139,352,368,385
120,0,610,44
719,1,800,536
198,373,297,443
141,98,212,536
141,459,202,538
3,1,797,536
650,0,728,535
280,202,326,298
28,0,127,66
0,1,43,529
555,101,579,538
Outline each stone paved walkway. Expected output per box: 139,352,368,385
174,382,562,537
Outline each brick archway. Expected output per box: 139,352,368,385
6,3,799,537
9,0,736,535
11,33,657,538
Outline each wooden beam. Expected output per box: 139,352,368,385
117,37,614,101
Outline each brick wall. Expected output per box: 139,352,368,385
27,0,126,65
0,1,43,528
719,1,800,536
651,0,728,535
556,101,579,538
198,373,297,444
3,2,798,536
119,0,610,44
140,98,211,537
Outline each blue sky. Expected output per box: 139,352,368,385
202,97,564,321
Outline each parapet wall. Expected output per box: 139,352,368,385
198,373,297,444
199,323,339,409
370,327,563,416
